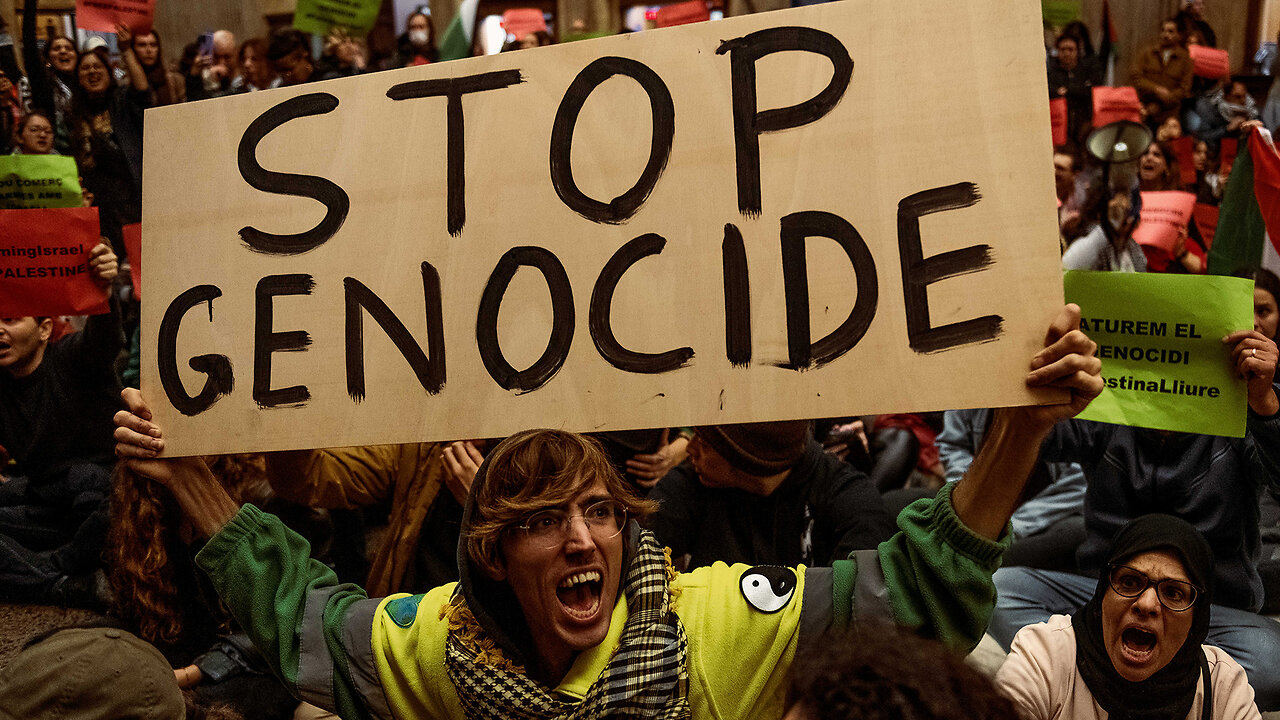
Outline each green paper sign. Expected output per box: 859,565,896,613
0,156,83,209
1064,271,1253,437
293,0,381,35
1042,0,1081,26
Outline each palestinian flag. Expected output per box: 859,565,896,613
1098,0,1118,86
438,0,480,61
1207,128,1280,276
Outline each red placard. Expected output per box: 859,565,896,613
1192,203,1219,250
75,0,154,33
1092,86,1142,127
501,8,547,40
0,207,108,316
1133,190,1196,253
1050,97,1068,147
1189,45,1230,79
1169,135,1197,186
122,222,141,299
655,0,710,28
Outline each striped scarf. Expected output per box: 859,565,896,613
444,529,690,719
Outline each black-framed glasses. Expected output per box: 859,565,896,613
1108,564,1199,611
515,499,626,549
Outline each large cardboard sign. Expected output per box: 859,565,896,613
141,0,1064,456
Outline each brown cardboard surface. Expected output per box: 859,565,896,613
141,0,1064,456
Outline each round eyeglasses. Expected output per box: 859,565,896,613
515,499,626,549
1108,565,1199,612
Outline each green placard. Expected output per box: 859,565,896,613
1042,0,1081,26
0,155,83,209
293,0,381,35
1064,271,1253,437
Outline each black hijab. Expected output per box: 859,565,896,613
1072,514,1214,720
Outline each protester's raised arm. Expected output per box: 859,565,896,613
951,304,1102,540
114,388,239,538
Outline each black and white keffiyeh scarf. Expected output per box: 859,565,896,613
443,528,690,720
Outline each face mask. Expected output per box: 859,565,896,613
409,30,429,47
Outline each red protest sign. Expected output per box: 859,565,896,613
76,0,154,32
0,207,107,316
1189,45,1230,79
1169,135,1197,186
1192,203,1219,250
1050,97,1068,146
502,8,547,39
122,222,141,299
1092,86,1142,127
1133,190,1196,253
655,0,710,28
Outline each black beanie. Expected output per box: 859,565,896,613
694,420,810,476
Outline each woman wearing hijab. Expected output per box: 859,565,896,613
995,514,1260,720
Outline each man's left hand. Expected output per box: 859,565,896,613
88,241,117,288
1225,330,1279,415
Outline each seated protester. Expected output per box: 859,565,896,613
19,34,77,156
10,110,57,155
233,38,277,93
789,622,1021,720
1136,141,1206,274
1197,78,1260,148
132,29,186,107
937,408,1086,573
1131,18,1194,125
1061,184,1146,272
816,417,918,495
70,27,149,257
0,625,186,719
988,328,1280,710
267,28,316,87
594,428,690,491
995,514,1261,720
1047,32,1103,149
646,420,895,570
394,10,439,68
109,462,307,720
0,66,20,155
112,305,1103,720
0,242,120,607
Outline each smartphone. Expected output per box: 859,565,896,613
197,30,214,57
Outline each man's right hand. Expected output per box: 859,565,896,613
114,388,241,537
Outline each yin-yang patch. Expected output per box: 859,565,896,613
739,566,796,613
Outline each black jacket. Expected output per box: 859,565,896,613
647,440,895,569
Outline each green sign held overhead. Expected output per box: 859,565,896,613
1042,0,1081,26
293,0,381,35
0,155,83,210
1064,270,1253,437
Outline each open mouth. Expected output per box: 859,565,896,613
1120,627,1158,662
556,570,603,620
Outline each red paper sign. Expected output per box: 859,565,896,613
1169,135,1196,186
1050,97,1068,147
76,0,154,33
655,0,710,28
501,8,547,40
1133,190,1196,253
1092,86,1142,127
1192,203,1219,250
0,207,108,316
122,222,141,299
1189,45,1230,79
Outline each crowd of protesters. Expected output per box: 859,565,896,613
2,1,1280,718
